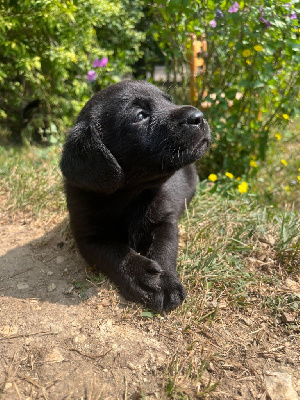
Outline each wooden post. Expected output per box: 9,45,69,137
189,34,207,105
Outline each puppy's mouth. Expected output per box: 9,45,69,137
178,119,211,157
162,121,211,170
191,136,210,155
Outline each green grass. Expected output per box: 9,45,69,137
178,187,299,318
0,144,65,219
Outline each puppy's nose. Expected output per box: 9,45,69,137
186,110,204,126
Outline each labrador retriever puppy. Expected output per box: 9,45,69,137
60,80,211,312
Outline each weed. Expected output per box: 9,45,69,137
165,355,219,399
72,280,90,300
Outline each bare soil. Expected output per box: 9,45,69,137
0,216,299,399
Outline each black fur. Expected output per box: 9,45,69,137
60,80,211,312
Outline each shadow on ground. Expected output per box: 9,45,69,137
0,220,98,305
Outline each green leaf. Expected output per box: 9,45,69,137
272,19,286,28
141,310,154,318
253,81,265,89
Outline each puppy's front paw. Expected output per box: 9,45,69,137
161,272,186,312
117,255,186,312
142,271,186,312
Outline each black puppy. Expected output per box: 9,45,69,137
60,80,211,312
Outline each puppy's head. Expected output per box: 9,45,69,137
60,80,211,193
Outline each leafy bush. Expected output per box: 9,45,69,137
150,0,300,177
0,0,144,142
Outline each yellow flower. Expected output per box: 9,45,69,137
298,168,300,172
225,172,234,179
246,59,251,65
242,49,251,57
284,185,291,192
298,176,300,181
282,114,289,120
264,126,268,130
275,133,282,140
208,174,217,182
250,160,258,168
238,181,248,193
237,177,241,181
254,45,263,52
281,159,288,166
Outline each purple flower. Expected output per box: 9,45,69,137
86,70,97,81
93,59,102,68
209,19,217,27
93,57,108,68
228,2,239,13
100,57,108,67
259,16,271,28
290,13,297,19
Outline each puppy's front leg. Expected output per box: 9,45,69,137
144,221,186,311
76,237,168,310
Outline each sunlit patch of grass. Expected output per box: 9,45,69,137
178,188,299,319
0,144,65,220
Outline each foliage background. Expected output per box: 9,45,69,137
149,0,300,177
0,0,299,181
0,0,144,142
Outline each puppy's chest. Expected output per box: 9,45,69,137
95,190,170,248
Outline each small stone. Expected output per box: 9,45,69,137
284,279,300,296
56,256,65,264
265,371,298,400
74,334,86,343
281,312,295,323
47,283,56,292
4,382,12,390
127,362,135,370
207,362,215,372
17,282,29,290
44,348,64,363
0,326,11,335
64,285,74,294
47,271,53,276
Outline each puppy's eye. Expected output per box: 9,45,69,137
135,111,149,123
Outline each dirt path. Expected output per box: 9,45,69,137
0,219,299,399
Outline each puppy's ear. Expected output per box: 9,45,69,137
60,121,124,194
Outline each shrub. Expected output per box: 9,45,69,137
150,0,300,177
0,0,144,142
